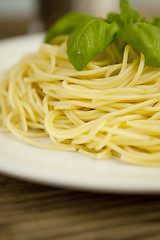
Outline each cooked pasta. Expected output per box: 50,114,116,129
1,39,160,166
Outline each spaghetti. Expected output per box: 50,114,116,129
1,40,160,166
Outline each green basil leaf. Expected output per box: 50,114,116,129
44,12,94,43
106,12,123,27
148,17,160,28
120,0,145,24
118,22,160,67
67,19,118,71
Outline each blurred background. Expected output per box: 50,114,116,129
0,0,160,40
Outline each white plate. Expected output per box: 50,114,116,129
0,34,160,194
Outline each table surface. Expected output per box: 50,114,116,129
0,174,160,240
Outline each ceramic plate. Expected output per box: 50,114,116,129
0,34,160,193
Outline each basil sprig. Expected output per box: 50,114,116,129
148,17,160,28
67,20,117,71
44,0,160,71
106,13,123,28
44,12,94,43
119,23,160,68
120,0,145,23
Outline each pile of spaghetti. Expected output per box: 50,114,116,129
1,40,160,166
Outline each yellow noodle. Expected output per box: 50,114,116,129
1,41,160,166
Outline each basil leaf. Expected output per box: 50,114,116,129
67,19,118,71
118,22,160,67
44,12,94,43
120,0,145,24
106,12,123,27
148,17,160,28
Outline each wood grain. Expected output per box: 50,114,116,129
0,173,160,240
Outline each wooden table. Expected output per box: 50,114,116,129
0,173,160,240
